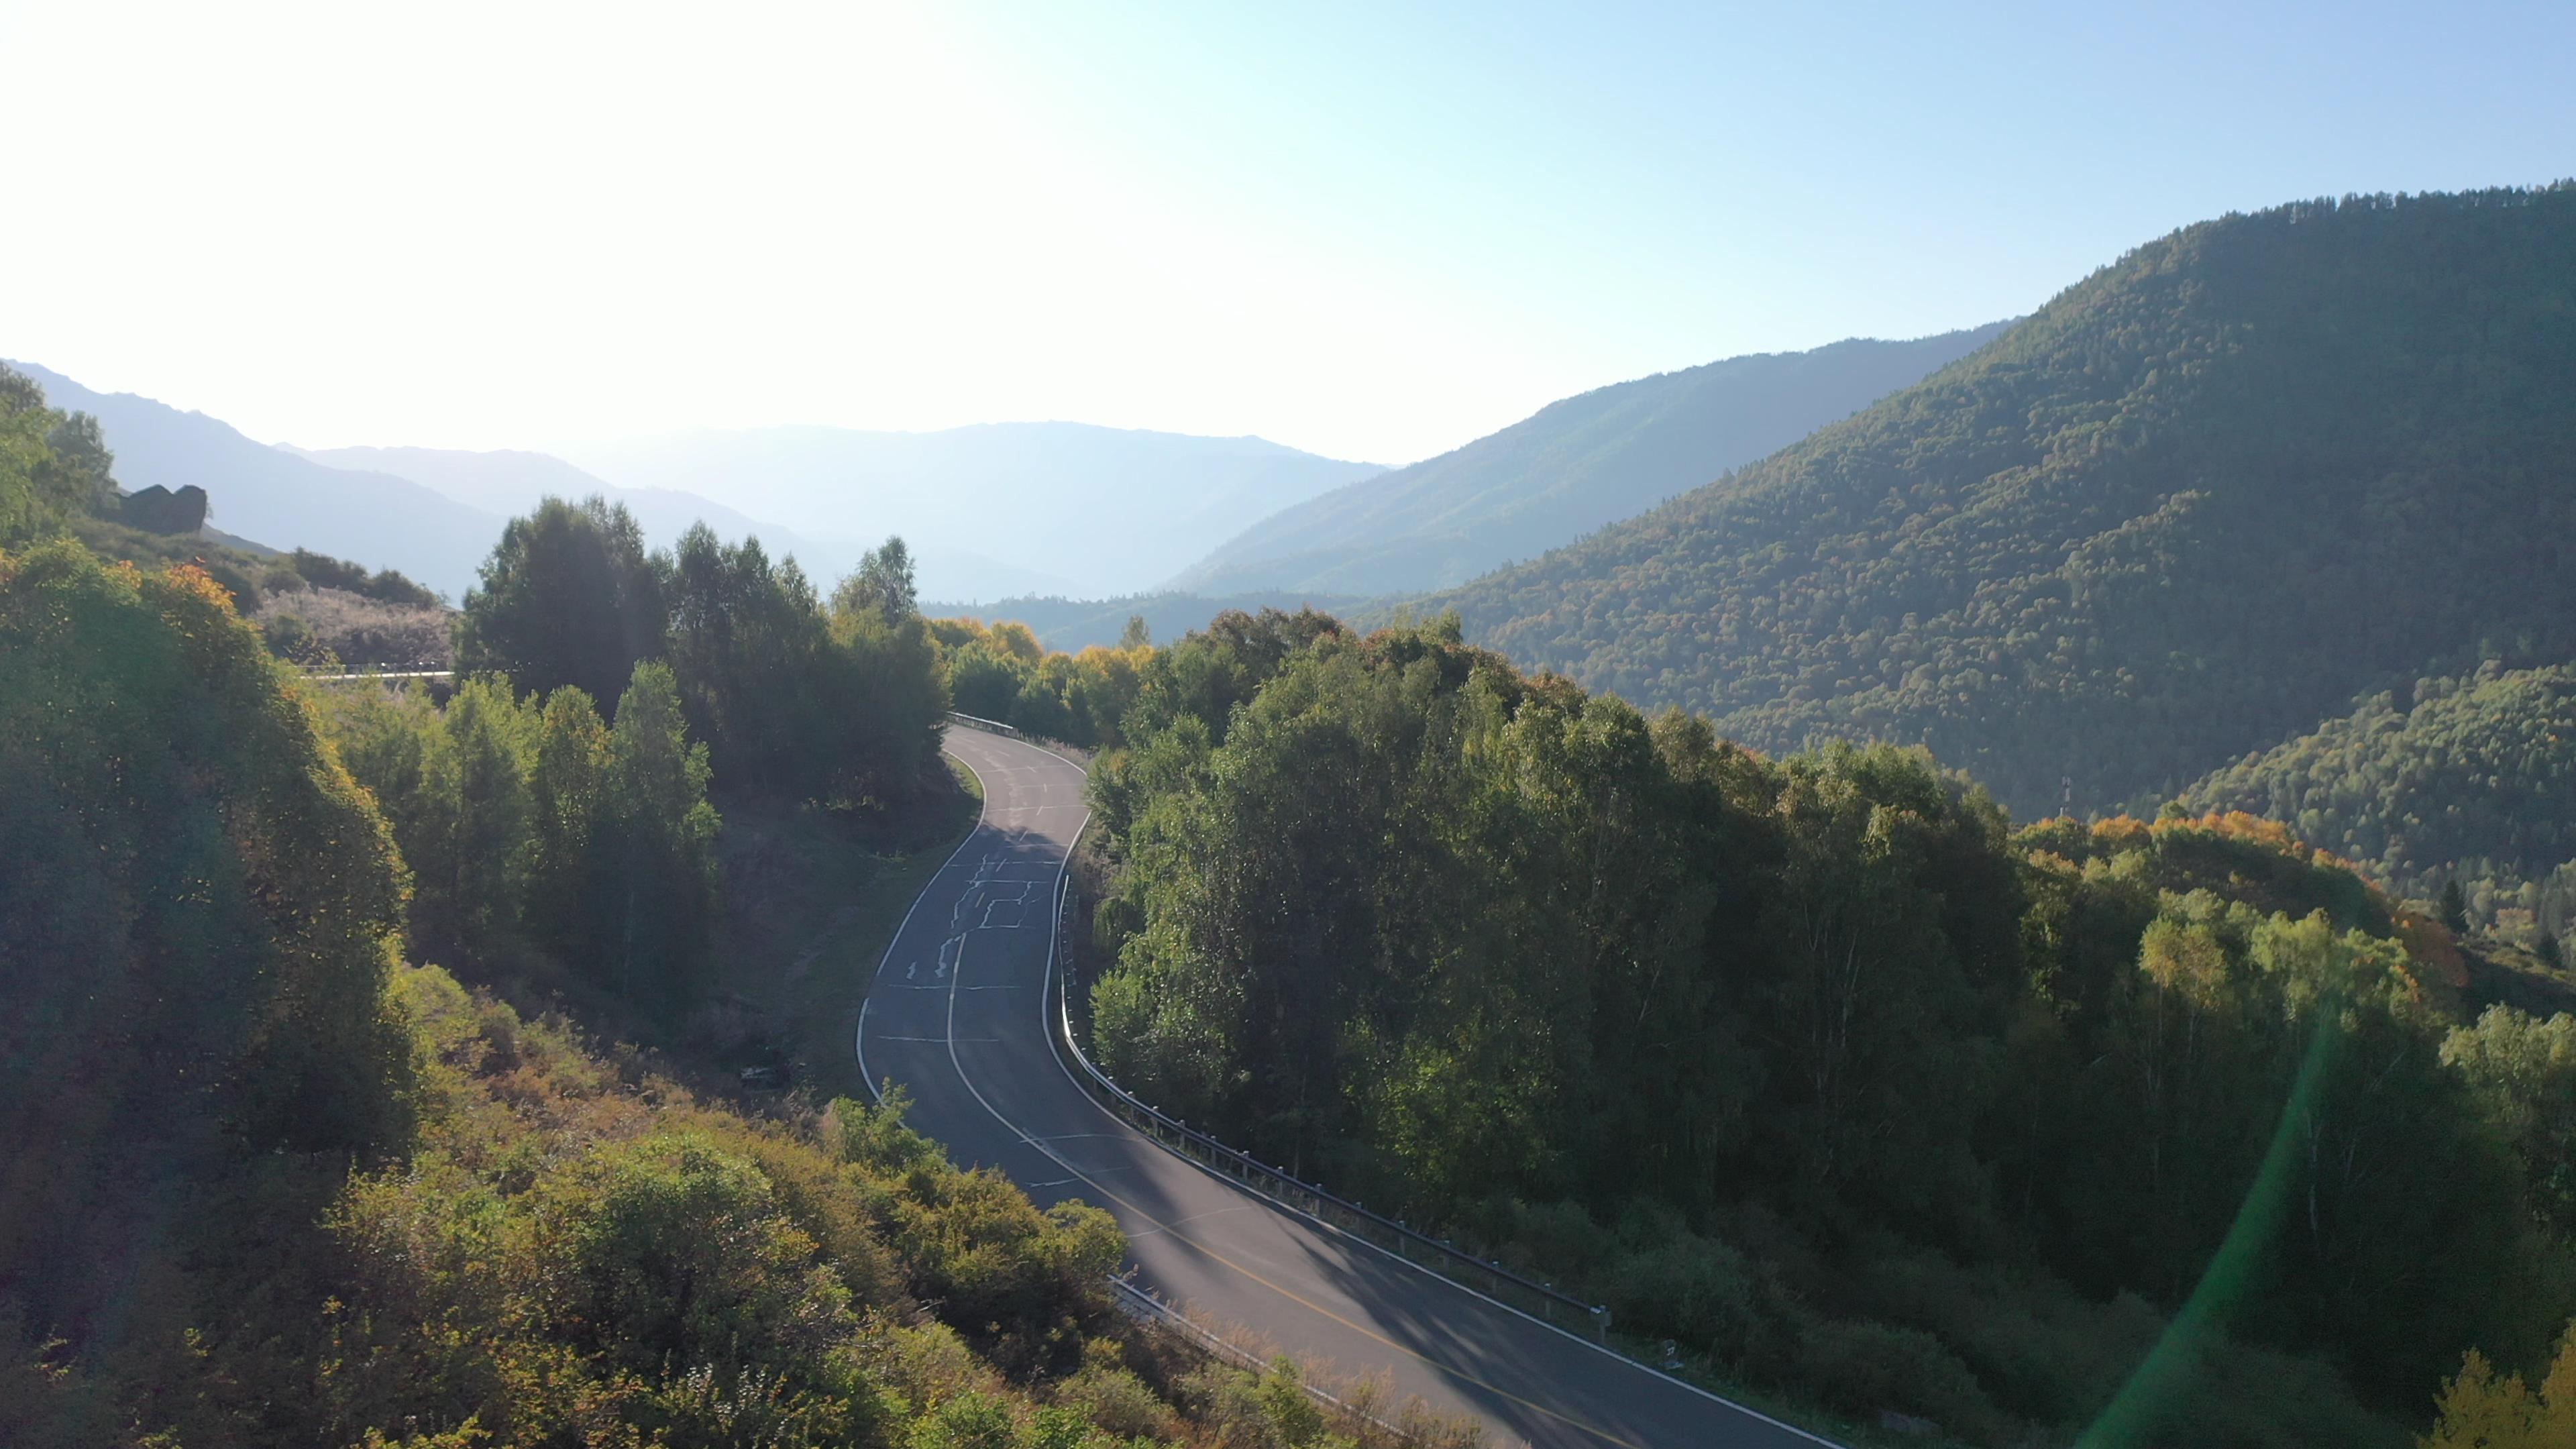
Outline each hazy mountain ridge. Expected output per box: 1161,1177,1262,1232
5,366,1380,606
5,361,503,598
922,588,1371,653
569,421,1382,602
1171,323,2012,597
1424,184,2576,818
292,443,847,576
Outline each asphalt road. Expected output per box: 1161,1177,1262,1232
857,725,1832,1449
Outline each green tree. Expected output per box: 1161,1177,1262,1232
600,661,720,1016
411,676,537,955
2444,1008,2576,1239
0,540,413,1373
456,495,666,713
524,684,613,961
664,524,841,794
833,534,918,621
0,368,110,543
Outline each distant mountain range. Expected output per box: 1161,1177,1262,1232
567,423,1383,602
289,444,840,576
922,589,1373,654
7,362,504,599
1169,324,2010,598
1425,184,2576,818
5,366,1386,604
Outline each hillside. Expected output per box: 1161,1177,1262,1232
296,443,843,572
569,421,1383,602
1169,324,2010,597
2180,661,2576,931
5,362,502,598
1427,185,2576,818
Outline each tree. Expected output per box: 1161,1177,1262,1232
1119,614,1151,649
525,685,613,961
0,367,111,543
412,676,536,955
833,535,918,621
0,540,414,1360
2422,1326,2576,1449
600,661,720,1017
2444,877,2471,934
456,496,666,714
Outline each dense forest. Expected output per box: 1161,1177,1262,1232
1427,185,2576,818
1080,607,2576,1444
2180,661,2576,947
3,382,1445,1449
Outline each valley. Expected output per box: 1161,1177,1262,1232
8,41,2576,1440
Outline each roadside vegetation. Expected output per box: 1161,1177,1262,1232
1079,607,2576,1445
0,397,1478,1446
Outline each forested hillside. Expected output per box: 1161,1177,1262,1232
1173,326,2008,598
2180,661,2576,943
1081,608,2576,1445
1428,186,2576,817
1,421,1428,1448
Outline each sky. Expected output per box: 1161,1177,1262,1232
5,1,2570,466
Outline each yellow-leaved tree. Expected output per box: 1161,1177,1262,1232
2423,1326,2576,1448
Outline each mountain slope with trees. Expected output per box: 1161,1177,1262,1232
1426,185,2576,818
1170,325,2010,598
2180,661,2576,941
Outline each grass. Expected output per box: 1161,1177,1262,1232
696,758,982,1106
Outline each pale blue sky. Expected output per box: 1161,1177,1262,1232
6,1,2568,464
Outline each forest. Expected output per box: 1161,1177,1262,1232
1428,185,2576,819
0,378,1453,1449
2180,661,2576,949
1079,607,2576,1444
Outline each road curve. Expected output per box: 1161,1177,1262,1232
857,726,1831,1449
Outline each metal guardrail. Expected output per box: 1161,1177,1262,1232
1110,1277,1410,1438
945,709,1022,736
1047,871,1611,1340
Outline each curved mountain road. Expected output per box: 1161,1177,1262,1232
857,726,1830,1449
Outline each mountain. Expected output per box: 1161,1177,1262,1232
1169,324,2011,597
292,443,847,574
7,362,502,599
566,422,1381,602
922,588,1371,653
1425,184,2576,819
2180,661,2576,921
